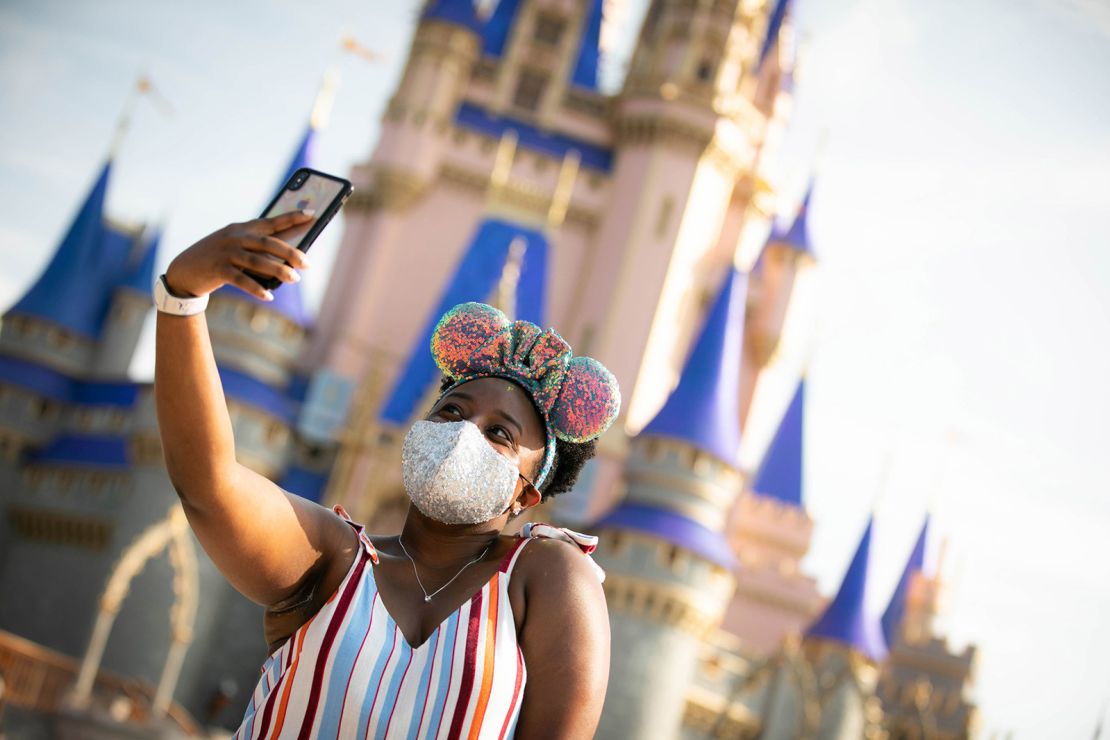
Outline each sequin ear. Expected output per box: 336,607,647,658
550,356,621,443
431,302,511,379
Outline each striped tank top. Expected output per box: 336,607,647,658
234,513,546,740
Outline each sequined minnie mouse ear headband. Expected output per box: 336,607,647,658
431,302,621,487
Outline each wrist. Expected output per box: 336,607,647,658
162,268,199,299
154,274,210,316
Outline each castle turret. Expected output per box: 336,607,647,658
592,266,747,740
1,161,130,376
881,516,929,647
745,179,816,375
578,0,779,434
722,378,823,656
877,520,980,738
760,517,888,739
90,226,160,378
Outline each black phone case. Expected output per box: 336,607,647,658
246,167,353,291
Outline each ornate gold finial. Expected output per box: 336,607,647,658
488,129,519,196
547,149,581,229
492,236,528,320
108,72,173,159
341,34,386,64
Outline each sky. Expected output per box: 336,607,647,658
2,0,1109,736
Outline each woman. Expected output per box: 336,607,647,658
153,211,620,739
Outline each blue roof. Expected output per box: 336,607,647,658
481,0,521,57
28,435,130,470
756,0,791,73
0,355,72,402
422,0,483,33
769,181,815,255
215,125,314,327
570,0,603,90
595,502,737,570
7,161,136,338
805,518,888,661
218,366,298,424
72,381,140,408
279,465,330,503
881,516,929,647
117,228,160,295
0,355,141,406
752,379,805,506
455,102,613,172
640,268,747,468
380,217,548,425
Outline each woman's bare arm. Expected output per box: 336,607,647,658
514,539,610,738
155,212,355,607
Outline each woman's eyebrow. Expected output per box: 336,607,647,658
444,390,473,403
493,409,523,436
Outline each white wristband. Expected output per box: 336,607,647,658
153,274,209,316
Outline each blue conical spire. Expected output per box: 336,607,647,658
218,125,313,327
769,181,815,256
570,0,604,90
756,0,792,73
482,0,521,57
379,217,548,425
640,268,747,468
753,379,805,506
7,161,134,337
118,228,161,296
881,517,930,647
422,0,483,33
806,518,888,661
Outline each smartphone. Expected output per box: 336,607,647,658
247,167,353,290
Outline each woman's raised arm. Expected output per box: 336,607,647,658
154,212,355,607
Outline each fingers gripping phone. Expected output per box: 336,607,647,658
246,167,353,290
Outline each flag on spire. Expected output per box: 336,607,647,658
881,516,930,647
640,268,748,468
753,379,806,506
806,517,888,661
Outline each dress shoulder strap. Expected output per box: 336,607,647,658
333,505,380,565
518,523,606,582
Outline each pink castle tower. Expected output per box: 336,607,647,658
305,0,799,519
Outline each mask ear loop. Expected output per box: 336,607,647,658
509,473,538,517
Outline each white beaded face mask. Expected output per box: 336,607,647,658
401,420,521,525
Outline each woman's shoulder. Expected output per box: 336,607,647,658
513,525,606,589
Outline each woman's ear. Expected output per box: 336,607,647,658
512,480,542,515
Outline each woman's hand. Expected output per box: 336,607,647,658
164,210,315,301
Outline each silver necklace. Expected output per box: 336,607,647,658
397,535,495,603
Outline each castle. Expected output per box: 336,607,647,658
0,1,979,737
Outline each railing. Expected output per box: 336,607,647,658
0,629,200,735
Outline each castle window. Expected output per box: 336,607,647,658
47,327,73,349
266,420,288,446
35,398,57,419
696,59,715,83
532,14,566,46
512,70,549,113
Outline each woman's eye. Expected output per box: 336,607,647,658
440,404,462,417
488,426,512,443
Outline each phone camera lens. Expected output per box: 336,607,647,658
290,171,307,191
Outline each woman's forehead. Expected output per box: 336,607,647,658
445,378,544,432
